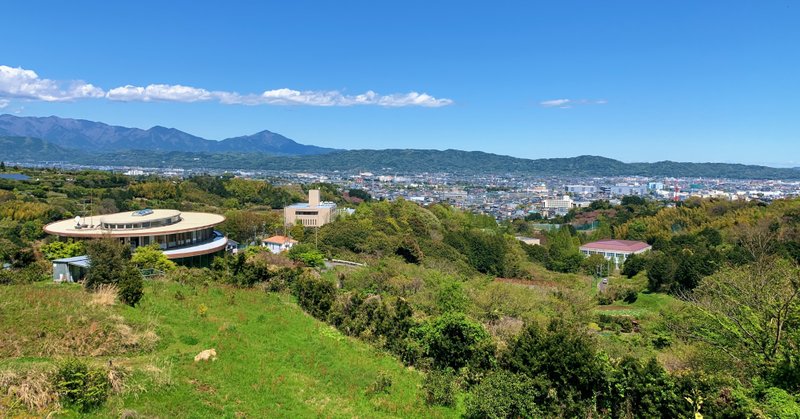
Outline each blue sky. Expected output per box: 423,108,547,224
1,1,799,165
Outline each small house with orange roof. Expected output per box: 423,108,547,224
262,235,298,254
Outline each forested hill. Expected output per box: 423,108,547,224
3,135,798,179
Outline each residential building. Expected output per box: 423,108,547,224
263,235,298,254
579,239,652,268
284,189,337,227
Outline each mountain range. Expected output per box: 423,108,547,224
0,114,336,155
2,114,799,179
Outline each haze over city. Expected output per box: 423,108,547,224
2,1,799,166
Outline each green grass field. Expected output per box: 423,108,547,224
0,282,458,418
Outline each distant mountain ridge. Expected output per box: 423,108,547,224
2,135,798,179
0,114,336,155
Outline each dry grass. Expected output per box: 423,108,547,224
0,369,60,414
0,285,159,358
89,284,119,307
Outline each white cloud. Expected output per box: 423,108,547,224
0,99,8,108
0,65,104,101
0,64,453,108
211,88,453,107
540,98,607,108
106,84,214,102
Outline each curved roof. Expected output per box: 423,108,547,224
44,211,225,238
100,209,180,224
163,233,228,259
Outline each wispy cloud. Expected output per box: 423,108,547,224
0,65,453,108
539,98,607,109
0,99,9,109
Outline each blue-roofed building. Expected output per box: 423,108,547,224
52,255,91,282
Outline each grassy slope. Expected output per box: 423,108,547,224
0,282,457,418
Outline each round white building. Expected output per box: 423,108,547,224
44,209,227,266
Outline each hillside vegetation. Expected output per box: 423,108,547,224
0,281,456,418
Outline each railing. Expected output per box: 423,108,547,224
139,268,166,278
327,259,366,267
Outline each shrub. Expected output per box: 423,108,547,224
596,293,614,305
287,243,325,268
85,239,143,307
366,372,392,395
621,253,647,278
760,387,800,418
503,320,606,405
293,272,336,319
464,370,543,419
417,312,495,372
53,359,110,413
131,244,176,272
621,288,639,303
117,265,144,307
423,369,457,407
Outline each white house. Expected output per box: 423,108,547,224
262,235,298,254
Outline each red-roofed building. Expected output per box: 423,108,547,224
579,239,651,268
262,235,298,254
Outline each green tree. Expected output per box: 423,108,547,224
40,239,86,261
581,253,609,277
504,320,607,406
131,244,176,272
293,272,336,319
418,312,495,371
546,227,583,273
677,259,800,382
464,370,544,419
287,243,325,267
646,252,677,291
84,238,144,306
621,252,647,278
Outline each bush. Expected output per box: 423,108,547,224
596,293,614,305
117,265,144,307
464,370,543,419
621,253,647,278
417,312,496,372
366,372,393,395
621,288,639,303
760,387,800,418
423,369,457,407
293,272,336,319
504,320,606,405
287,243,325,268
53,359,110,413
85,238,144,307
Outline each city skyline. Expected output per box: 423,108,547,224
2,1,799,166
